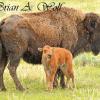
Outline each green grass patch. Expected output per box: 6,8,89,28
0,57,100,100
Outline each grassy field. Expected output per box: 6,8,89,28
1,54,100,100
0,0,100,100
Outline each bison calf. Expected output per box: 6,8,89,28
38,45,75,91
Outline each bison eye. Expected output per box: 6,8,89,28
91,21,96,28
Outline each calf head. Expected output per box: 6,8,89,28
84,13,100,55
38,45,53,60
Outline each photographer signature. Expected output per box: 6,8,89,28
37,2,65,11
0,2,65,12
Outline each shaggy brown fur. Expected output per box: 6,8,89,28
0,7,100,91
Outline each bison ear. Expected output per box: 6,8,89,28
38,48,43,52
84,13,98,33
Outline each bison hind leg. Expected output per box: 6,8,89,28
7,54,25,91
0,42,7,91
0,54,7,91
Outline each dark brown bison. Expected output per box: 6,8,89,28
0,7,100,91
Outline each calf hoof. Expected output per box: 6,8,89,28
46,88,53,92
45,87,53,92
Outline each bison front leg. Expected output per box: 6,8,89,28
53,72,58,88
53,69,66,89
60,72,66,88
7,58,25,91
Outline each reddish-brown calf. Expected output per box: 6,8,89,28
38,45,75,91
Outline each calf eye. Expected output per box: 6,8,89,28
43,50,47,53
91,21,96,28
47,54,52,59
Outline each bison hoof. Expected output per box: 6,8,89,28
16,87,25,91
0,87,7,91
61,84,67,89
53,82,58,88
53,84,58,88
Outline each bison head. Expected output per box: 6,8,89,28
84,13,100,55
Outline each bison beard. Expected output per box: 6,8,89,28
0,7,100,91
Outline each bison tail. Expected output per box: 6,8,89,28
0,19,7,61
0,37,7,63
0,40,2,60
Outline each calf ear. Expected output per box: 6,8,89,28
84,13,98,33
38,48,43,52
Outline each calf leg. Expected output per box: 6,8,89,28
66,73,75,89
70,73,75,88
60,62,75,89
7,57,25,91
45,68,57,91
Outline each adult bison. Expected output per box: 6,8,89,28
0,7,100,91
